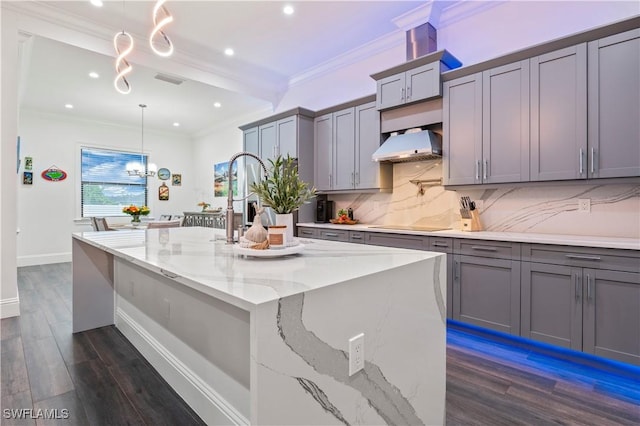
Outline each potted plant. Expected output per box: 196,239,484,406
250,154,316,243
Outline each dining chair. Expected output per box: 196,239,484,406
90,217,99,231
94,217,114,231
159,214,172,221
146,220,182,229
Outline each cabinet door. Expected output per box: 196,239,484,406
583,269,640,366
588,29,640,179
318,229,349,242
364,232,427,250
314,114,333,191
276,116,297,158
354,101,380,189
332,107,356,190
376,72,406,110
453,255,521,335
530,44,587,181
482,61,530,183
243,127,259,155
259,122,278,161
406,62,440,103
521,263,583,350
443,73,483,185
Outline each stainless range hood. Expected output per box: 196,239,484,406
372,129,442,163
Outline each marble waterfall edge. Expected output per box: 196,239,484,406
250,256,446,425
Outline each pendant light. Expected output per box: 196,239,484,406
126,104,158,177
150,0,174,57
113,0,133,94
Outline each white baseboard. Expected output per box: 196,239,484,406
17,252,71,267
115,308,249,426
1,297,20,318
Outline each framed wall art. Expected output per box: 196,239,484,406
159,182,169,200
172,173,182,186
214,161,238,197
23,171,33,185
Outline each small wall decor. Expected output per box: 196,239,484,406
24,156,33,171
41,165,68,182
159,182,169,200
23,171,33,185
172,173,181,186
158,167,170,180
214,161,238,197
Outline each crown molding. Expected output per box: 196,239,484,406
193,105,275,140
438,0,507,29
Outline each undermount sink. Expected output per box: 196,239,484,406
368,225,451,232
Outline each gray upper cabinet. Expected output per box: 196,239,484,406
276,116,298,159
588,28,640,179
333,107,356,190
314,99,391,192
530,44,587,181
314,113,333,191
258,121,277,161
482,60,530,183
443,73,483,185
376,62,441,110
243,126,259,157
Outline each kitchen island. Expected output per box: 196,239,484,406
72,227,446,425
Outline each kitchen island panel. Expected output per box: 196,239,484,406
252,257,446,425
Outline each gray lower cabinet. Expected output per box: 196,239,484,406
426,237,454,319
521,244,640,366
588,28,640,178
453,239,521,335
297,227,318,239
318,229,349,242
349,231,365,244
364,232,427,250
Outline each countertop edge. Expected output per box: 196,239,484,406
296,223,640,251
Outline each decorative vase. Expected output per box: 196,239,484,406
275,213,294,245
131,214,141,226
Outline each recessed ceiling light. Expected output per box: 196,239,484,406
90,0,103,7
224,48,234,56
173,122,180,127
283,5,294,15
88,71,99,79
213,102,221,108
65,104,74,109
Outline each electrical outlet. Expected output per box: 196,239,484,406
348,333,364,376
578,198,591,213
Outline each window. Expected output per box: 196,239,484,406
81,148,148,217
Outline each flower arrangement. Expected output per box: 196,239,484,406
249,155,316,214
197,201,211,212
122,205,150,222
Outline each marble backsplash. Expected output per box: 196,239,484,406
329,162,640,239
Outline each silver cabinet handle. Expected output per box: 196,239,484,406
579,148,584,175
325,232,338,237
407,86,412,101
575,273,581,301
351,235,362,240
432,242,449,248
476,160,481,181
591,147,595,174
355,172,359,186
401,87,405,102
565,254,601,261
483,159,488,180
454,260,459,280
301,230,313,235
351,172,354,187
471,246,498,252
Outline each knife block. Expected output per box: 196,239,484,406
461,210,482,232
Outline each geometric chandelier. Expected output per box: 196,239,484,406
126,104,157,177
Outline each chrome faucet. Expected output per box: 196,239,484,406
226,152,268,244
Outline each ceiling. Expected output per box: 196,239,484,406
15,0,431,137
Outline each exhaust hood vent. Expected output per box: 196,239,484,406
372,129,442,163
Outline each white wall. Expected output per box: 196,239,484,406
16,110,194,266
1,7,20,318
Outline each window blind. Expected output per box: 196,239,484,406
81,148,148,217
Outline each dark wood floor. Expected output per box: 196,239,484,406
2,263,639,425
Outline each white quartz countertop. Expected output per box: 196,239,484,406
73,227,441,310
297,223,640,251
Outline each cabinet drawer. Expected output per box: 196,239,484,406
455,239,520,260
349,231,366,244
297,227,318,239
427,237,453,253
522,244,640,273
319,229,349,242
364,232,427,250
